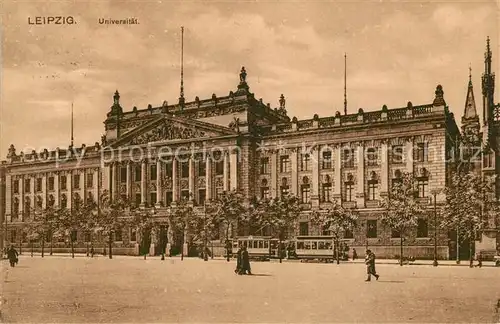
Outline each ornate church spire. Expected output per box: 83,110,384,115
463,65,478,120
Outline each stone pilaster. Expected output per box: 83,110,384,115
42,173,47,209
291,149,298,195
311,146,320,207
126,162,132,200
223,151,229,191
205,156,212,200
102,164,110,192
380,142,389,197
5,174,11,218
54,172,60,207
112,164,118,201
406,140,414,174
93,171,99,204
230,150,238,191
270,151,278,198
356,144,365,207
156,160,163,207
140,160,147,206
30,175,35,210
333,146,342,200
67,171,72,210
19,175,24,218
189,156,195,199
172,158,178,202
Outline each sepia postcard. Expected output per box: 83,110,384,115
1,1,500,323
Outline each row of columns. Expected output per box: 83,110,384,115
105,150,238,206
266,142,413,205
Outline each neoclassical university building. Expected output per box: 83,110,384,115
1,40,499,259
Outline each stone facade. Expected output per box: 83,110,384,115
1,44,499,259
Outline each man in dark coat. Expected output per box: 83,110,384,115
7,246,19,267
365,249,379,281
235,246,243,274
241,246,252,275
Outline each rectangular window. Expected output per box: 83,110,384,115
114,229,123,242
392,145,404,164
198,189,206,206
299,222,309,236
71,230,77,242
301,185,310,203
367,220,378,238
367,181,378,201
166,163,173,177
342,149,354,168
135,193,141,206
150,164,157,181
416,142,428,162
120,167,127,183
73,174,80,189
166,191,173,206
300,154,311,171
135,166,142,182
86,174,94,188
150,192,157,205
322,183,332,202
344,182,354,202
25,179,31,192
260,157,270,174
280,155,290,173
322,151,332,169
13,180,19,194
215,161,224,176
48,177,54,191
60,176,67,190
367,148,378,166
261,187,270,200
10,230,16,243
391,229,401,238
417,218,428,238
36,178,42,192
417,179,428,198
130,229,137,242
280,186,289,197
181,190,190,200
198,161,206,176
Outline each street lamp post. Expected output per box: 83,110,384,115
432,190,439,267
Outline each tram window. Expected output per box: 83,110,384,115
304,241,311,249
312,242,317,249
253,241,258,249
318,241,326,249
297,242,305,249
258,241,264,248
264,241,269,248
325,242,332,249
243,241,248,248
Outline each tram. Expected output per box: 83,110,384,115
236,236,280,261
292,236,336,262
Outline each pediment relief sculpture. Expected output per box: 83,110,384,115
130,122,209,145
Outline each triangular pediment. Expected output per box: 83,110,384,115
112,115,237,147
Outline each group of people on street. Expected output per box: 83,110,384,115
234,246,252,275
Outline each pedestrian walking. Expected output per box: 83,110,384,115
352,248,358,261
90,246,94,258
475,252,482,268
365,249,379,282
235,246,243,274
7,246,19,268
241,246,252,275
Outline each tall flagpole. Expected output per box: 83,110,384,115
179,26,185,108
71,102,74,147
344,53,347,116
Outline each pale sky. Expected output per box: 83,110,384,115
1,0,499,155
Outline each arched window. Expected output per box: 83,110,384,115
260,178,269,200
344,173,354,202
367,172,378,201
24,197,31,218
61,194,67,209
48,195,55,207
280,178,289,197
322,175,332,203
73,193,81,210
13,197,19,216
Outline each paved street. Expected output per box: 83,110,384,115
1,255,499,323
